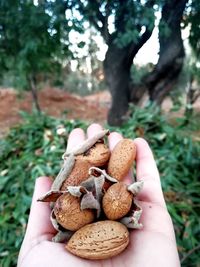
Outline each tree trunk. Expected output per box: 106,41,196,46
81,1,155,125
104,28,154,126
103,44,131,126
28,74,41,113
144,0,188,104
130,83,148,105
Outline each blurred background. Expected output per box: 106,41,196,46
0,1,199,266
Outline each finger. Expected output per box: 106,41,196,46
87,123,103,138
67,128,85,152
133,138,166,206
134,138,160,182
108,132,123,151
25,177,56,241
18,177,56,266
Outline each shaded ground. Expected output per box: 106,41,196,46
0,87,199,138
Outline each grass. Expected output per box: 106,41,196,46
0,106,200,267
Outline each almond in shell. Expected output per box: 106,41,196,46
107,139,136,181
54,192,95,231
66,220,129,260
61,143,110,190
77,142,110,167
61,159,92,189
102,182,133,220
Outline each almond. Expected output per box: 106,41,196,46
66,220,129,260
61,159,92,189
77,142,110,167
107,139,136,181
54,193,95,231
61,143,110,190
102,182,133,220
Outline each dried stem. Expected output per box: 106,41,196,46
64,129,109,157
51,154,75,191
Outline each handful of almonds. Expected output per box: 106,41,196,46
38,129,143,260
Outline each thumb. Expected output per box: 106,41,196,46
23,176,56,242
18,177,56,266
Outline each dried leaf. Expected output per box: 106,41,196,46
80,175,97,191
127,181,144,195
81,192,101,217
89,167,118,183
64,129,109,157
67,186,87,197
80,175,104,217
80,175,105,201
94,175,105,202
52,230,73,243
37,190,64,202
120,200,143,229
51,154,75,191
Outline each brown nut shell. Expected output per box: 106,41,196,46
102,182,133,220
61,159,92,189
54,193,95,231
66,220,129,260
77,142,110,167
107,139,136,181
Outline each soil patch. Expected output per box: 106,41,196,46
0,87,110,137
0,87,199,138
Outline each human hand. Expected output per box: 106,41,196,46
18,124,180,267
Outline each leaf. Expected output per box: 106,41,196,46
52,230,74,243
81,192,101,217
37,190,64,202
128,181,144,195
120,200,143,229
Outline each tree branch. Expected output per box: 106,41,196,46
79,0,110,43
126,22,154,68
103,1,112,43
121,0,155,66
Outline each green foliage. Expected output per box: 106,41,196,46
113,1,156,48
0,0,70,89
186,0,200,58
71,0,157,47
0,111,87,267
0,106,200,266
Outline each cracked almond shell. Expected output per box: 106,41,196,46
102,182,133,220
66,220,129,260
107,139,136,181
54,193,95,231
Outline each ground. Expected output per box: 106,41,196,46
0,87,110,137
0,87,199,138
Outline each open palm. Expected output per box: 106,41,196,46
18,124,180,267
